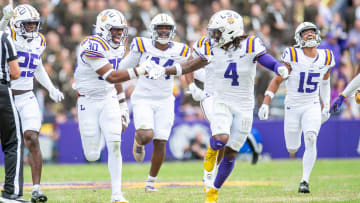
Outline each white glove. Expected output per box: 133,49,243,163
258,104,269,120
119,101,130,130
148,63,166,80
277,66,289,79
188,83,208,101
321,103,330,124
3,4,14,20
49,87,64,103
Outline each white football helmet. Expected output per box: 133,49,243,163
10,4,41,39
95,9,128,48
294,22,321,48
207,10,244,48
150,13,176,44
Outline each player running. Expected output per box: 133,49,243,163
118,13,190,192
149,10,289,203
258,22,335,193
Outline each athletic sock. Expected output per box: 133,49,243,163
213,156,235,189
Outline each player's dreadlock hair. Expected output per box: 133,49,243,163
222,34,249,51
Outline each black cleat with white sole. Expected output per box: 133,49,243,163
298,181,310,193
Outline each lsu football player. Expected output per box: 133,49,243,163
73,9,154,203
185,37,262,193
331,72,360,112
150,10,289,202
0,4,64,202
117,13,190,192
258,22,335,193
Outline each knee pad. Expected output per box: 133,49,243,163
210,137,226,150
84,151,100,162
304,131,317,146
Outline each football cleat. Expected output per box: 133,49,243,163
132,139,145,162
298,181,310,193
205,188,218,203
31,191,47,203
0,196,30,203
204,145,219,172
203,169,217,192
111,196,128,203
145,185,158,193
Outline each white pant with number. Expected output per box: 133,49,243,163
132,96,175,141
14,91,42,133
284,102,321,151
210,101,253,151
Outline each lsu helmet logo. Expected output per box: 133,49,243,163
101,14,107,22
227,17,234,24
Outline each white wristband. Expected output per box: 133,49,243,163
102,69,114,80
264,90,275,99
127,68,137,79
117,92,126,101
175,63,182,76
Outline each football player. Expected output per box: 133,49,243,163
150,10,289,202
117,13,190,192
185,39,262,193
0,4,64,202
330,72,360,113
73,9,156,203
258,22,335,193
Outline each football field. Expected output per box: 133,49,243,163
3,159,360,202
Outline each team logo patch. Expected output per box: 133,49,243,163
227,17,234,24
101,15,107,22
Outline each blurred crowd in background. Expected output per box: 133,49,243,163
1,0,360,161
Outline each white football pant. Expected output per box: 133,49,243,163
14,91,42,133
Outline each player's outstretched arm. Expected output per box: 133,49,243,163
96,60,148,83
258,75,284,120
330,73,360,113
165,57,208,76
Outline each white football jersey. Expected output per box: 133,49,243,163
73,35,125,99
212,35,266,109
7,27,46,90
282,47,335,106
192,36,215,95
129,37,190,100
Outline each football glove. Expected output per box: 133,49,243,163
49,87,64,103
2,4,14,20
258,104,269,120
188,83,208,101
330,94,345,113
277,66,289,79
148,63,166,80
119,101,130,131
321,103,330,124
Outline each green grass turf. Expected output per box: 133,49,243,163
2,159,360,202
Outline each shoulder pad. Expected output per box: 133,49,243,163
80,36,108,59
245,35,266,55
